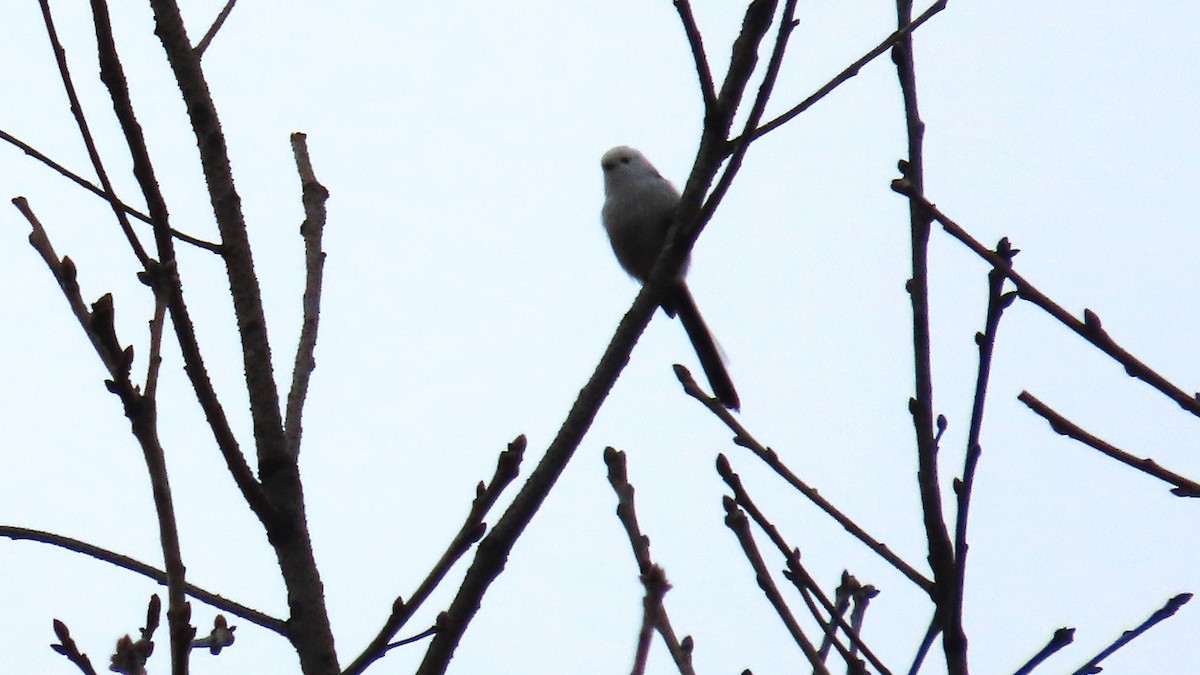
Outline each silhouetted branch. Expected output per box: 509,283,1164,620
1012,627,1073,675
194,0,237,57
37,0,149,266
632,565,673,675
951,239,1017,644
905,612,941,675
723,498,831,675
1070,594,1191,674
672,0,717,113
737,0,948,146
1018,392,1200,497
891,0,963,665
50,619,99,675
343,436,526,675
891,191,1200,421
0,129,219,252
678,366,933,593
717,456,883,675
605,447,697,675
284,133,329,458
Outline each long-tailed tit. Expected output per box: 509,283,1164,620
600,145,740,410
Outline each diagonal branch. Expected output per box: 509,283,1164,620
148,0,287,483
0,525,286,635
723,498,831,675
1012,627,1074,675
36,0,149,266
677,366,933,593
896,192,1200,420
0,128,220,252
194,0,237,58
88,0,270,523
718,456,889,675
343,437,526,675
1070,594,1192,675
413,8,788,672
1018,392,1200,497
672,1,717,114
734,0,948,146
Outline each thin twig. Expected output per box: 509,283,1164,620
892,191,1200,421
1018,392,1200,497
284,133,329,458
950,239,1017,646
0,128,220,252
672,1,717,114
891,0,964,665
194,0,237,57
15,198,128,379
698,0,799,229
906,612,941,675
717,455,888,675
677,366,933,593
343,437,526,675
51,619,100,675
1012,628,1074,675
723,498,831,675
605,448,697,675
37,0,149,266
1070,594,1192,675
1,526,286,634
735,0,948,146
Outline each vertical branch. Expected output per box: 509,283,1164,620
891,0,965,670
87,0,269,520
284,133,328,458
951,239,1016,623
147,2,336,673
146,0,288,480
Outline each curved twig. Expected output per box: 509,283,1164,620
0,525,286,635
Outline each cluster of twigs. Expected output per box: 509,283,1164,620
2,1,1195,674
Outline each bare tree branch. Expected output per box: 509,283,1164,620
723,498,831,675
1018,392,1200,497
672,1,717,113
892,191,1200,421
735,0,948,146
1071,594,1192,675
284,132,329,458
414,6,791,671
51,619,100,675
36,0,149,266
194,0,237,58
343,436,526,675
0,129,220,252
677,366,934,593
605,447,697,675
0,525,287,634
1012,627,1074,675
717,456,886,675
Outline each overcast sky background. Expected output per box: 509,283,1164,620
2,2,1199,674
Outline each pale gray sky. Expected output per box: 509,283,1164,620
2,2,1198,674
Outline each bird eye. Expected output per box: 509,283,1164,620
620,156,631,164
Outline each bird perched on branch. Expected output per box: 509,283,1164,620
600,145,740,410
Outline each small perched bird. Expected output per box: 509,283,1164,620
600,145,740,410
